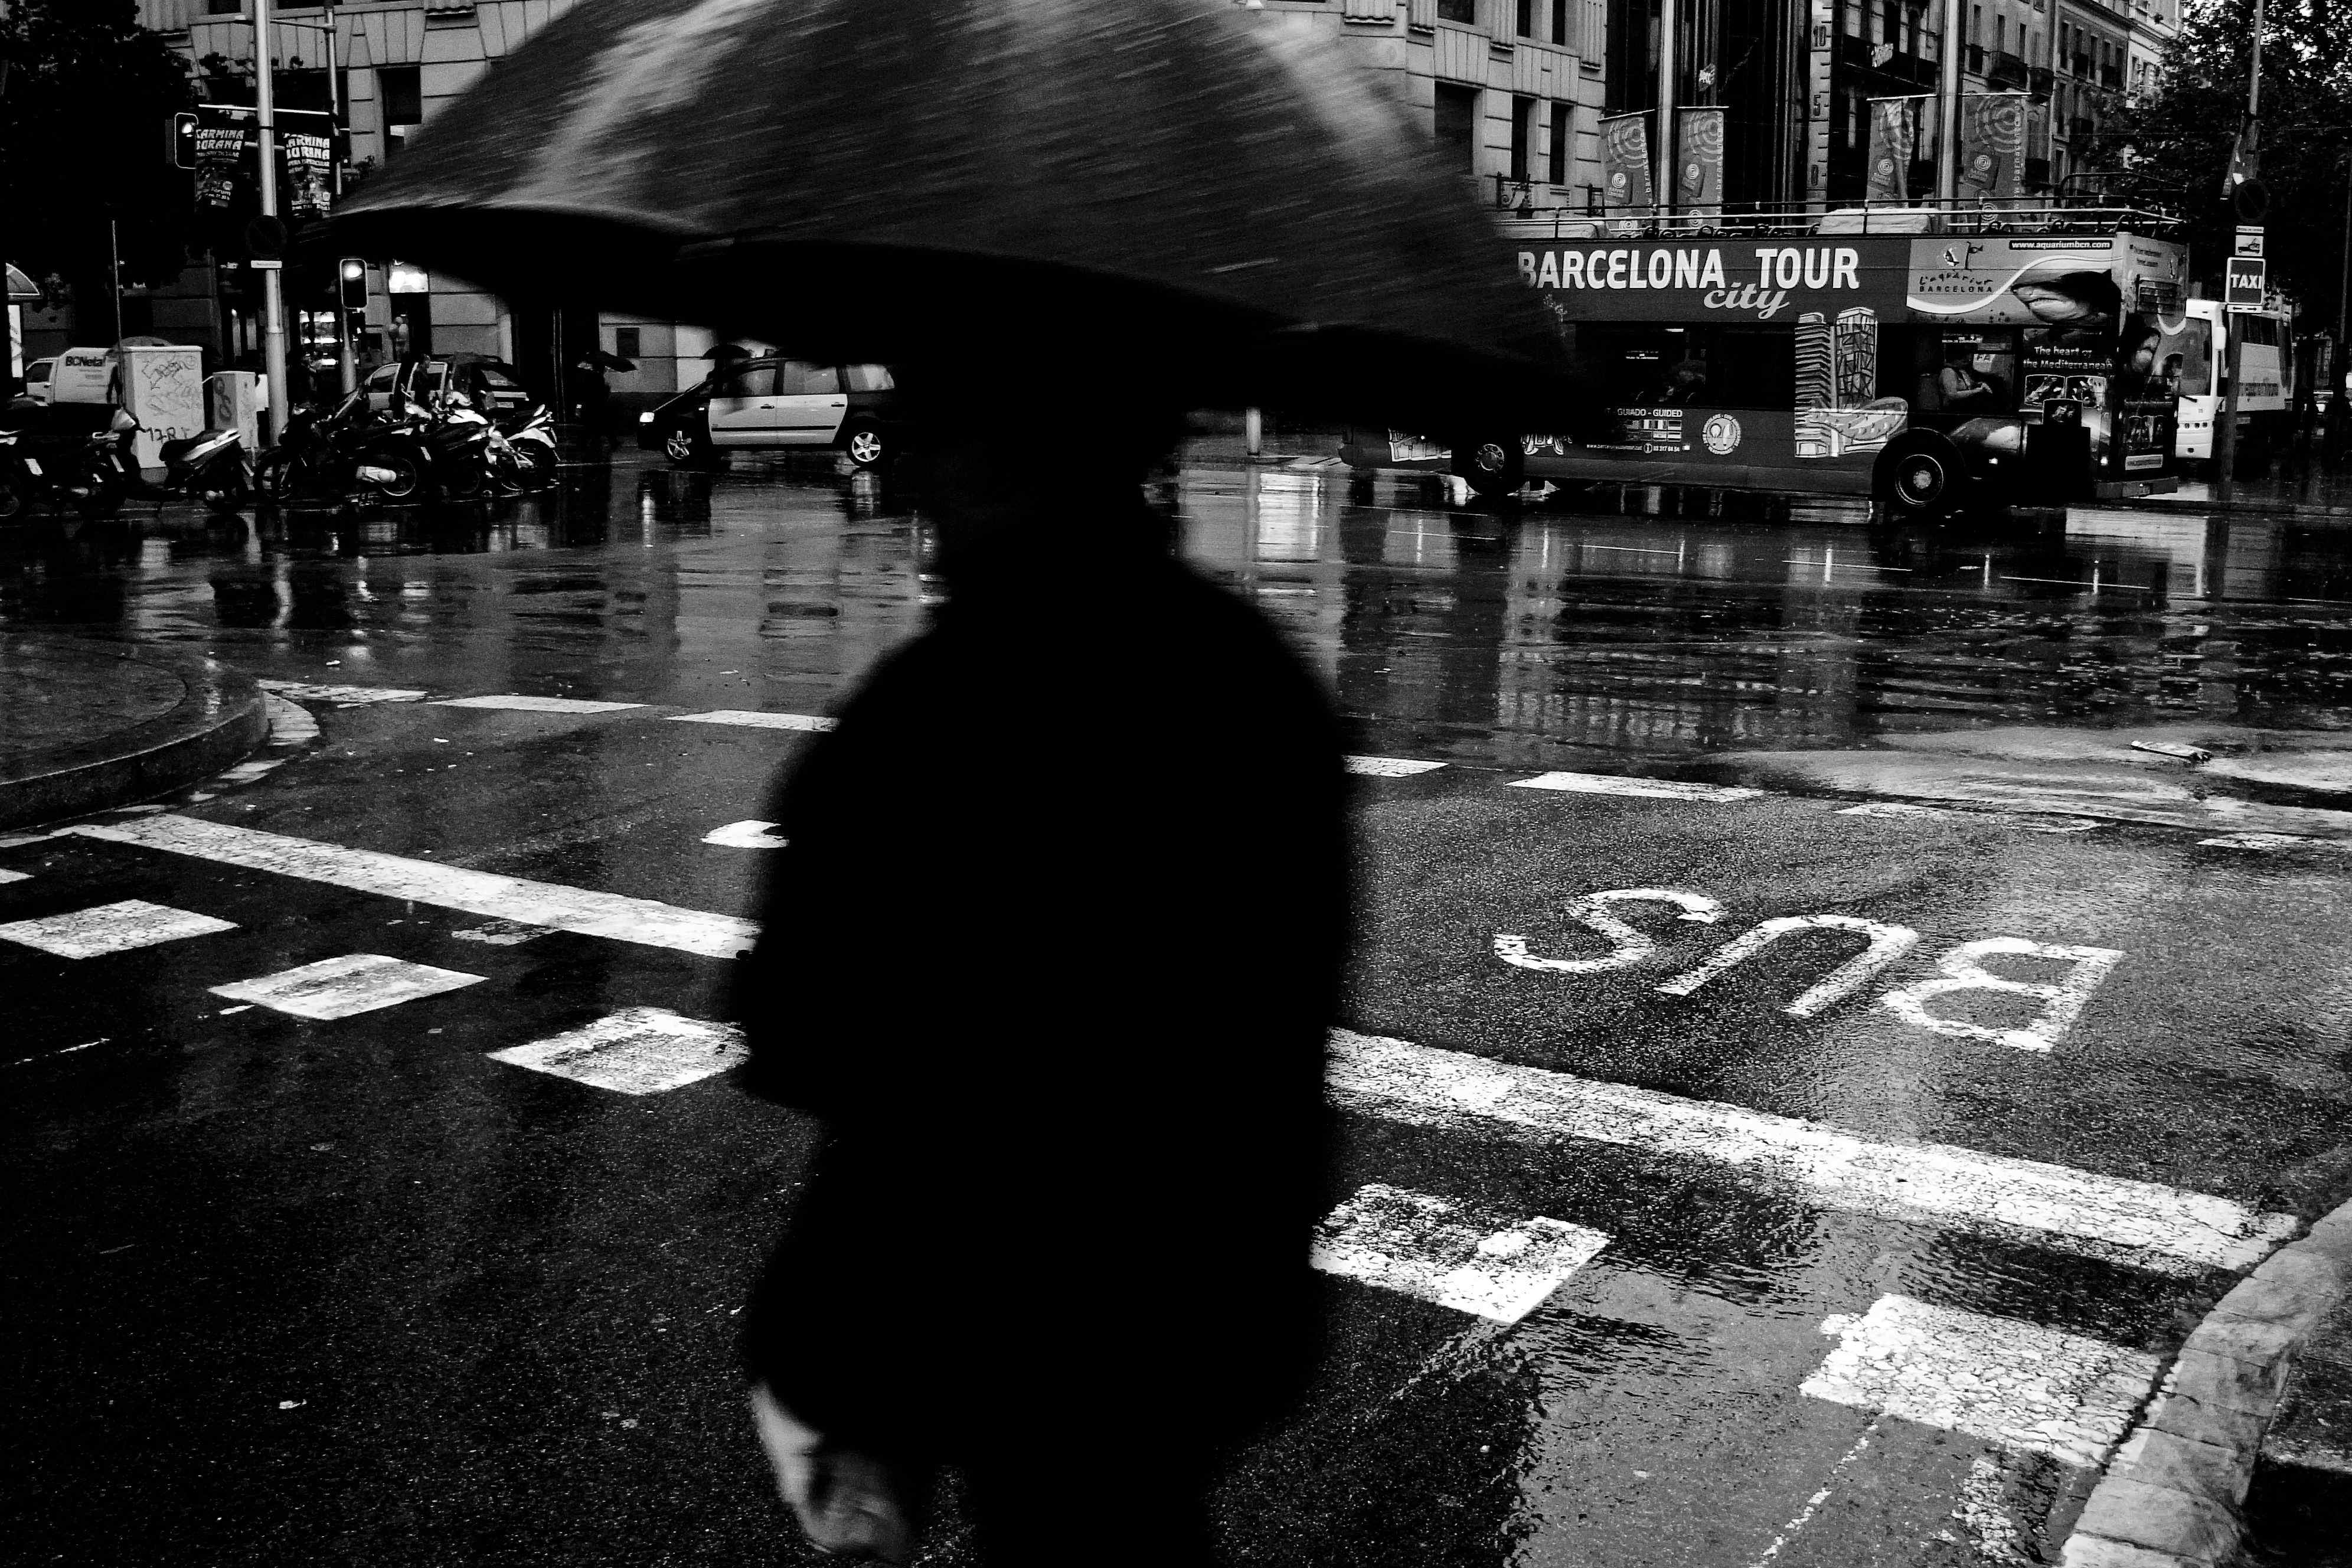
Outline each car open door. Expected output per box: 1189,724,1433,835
707,362,781,446
772,360,848,444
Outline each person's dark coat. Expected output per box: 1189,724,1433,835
730,511,1351,1465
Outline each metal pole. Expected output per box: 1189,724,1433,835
108,215,123,341
1655,0,1679,220
2214,0,2263,495
255,0,289,446
1936,0,1965,213
324,0,355,396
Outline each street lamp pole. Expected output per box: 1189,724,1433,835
2212,0,2263,496
254,0,289,445
1655,0,1680,221
324,0,354,397
1936,0,1964,210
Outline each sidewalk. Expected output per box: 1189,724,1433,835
2122,468,2352,522
0,638,269,832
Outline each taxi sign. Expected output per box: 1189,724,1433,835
2224,254,2268,313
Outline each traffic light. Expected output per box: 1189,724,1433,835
168,112,197,170
339,258,368,311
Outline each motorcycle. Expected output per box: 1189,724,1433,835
418,393,495,498
93,408,251,513
500,405,560,489
0,409,128,518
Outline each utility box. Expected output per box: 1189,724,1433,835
207,371,264,457
119,345,206,475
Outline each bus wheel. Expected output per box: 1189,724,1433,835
1876,436,1968,518
1452,434,1524,498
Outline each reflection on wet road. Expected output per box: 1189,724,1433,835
10,453,2352,772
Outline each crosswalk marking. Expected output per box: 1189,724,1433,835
0,900,237,958
430,695,647,714
1802,1295,2161,1467
1311,1182,1608,1323
486,1007,747,1095
1325,1030,2296,1275
0,869,30,885
702,821,788,849
1507,771,1764,803
665,710,837,732
210,953,486,1020
63,816,759,960
1344,756,1449,778
2200,832,2321,851
256,680,430,705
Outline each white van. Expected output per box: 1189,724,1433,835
2167,299,2294,469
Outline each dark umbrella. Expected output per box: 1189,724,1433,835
577,347,637,373
331,0,1592,433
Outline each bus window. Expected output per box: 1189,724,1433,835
1586,325,1794,409
2152,317,2210,397
1928,331,2018,415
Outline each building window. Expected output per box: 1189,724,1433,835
1845,0,1862,37
1434,83,1479,172
1510,96,1535,181
1517,0,1534,35
1438,0,1476,21
208,0,243,14
1970,4,1981,44
1552,0,1569,44
1549,100,1570,184
380,65,423,156
1995,14,2005,54
613,327,642,361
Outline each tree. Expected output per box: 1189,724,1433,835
0,0,196,299
2097,0,2352,328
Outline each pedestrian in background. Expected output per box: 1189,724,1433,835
729,364,1351,1566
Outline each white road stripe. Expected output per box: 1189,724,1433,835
1837,802,1952,821
210,953,485,1020
449,920,553,946
430,695,647,714
665,710,837,732
62,816,759,960
487,1007,747,1095
1507,771,1764,803
1311,1182,1608,1324
0,900,237,958
2200,832,2332,851
0,869,30,885
256,680,430,705
1325,1030,2296,1275
1802,1294,2161,1467
1345,756,1449,778
703,820,788,849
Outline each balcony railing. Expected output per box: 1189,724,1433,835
1486,197,2186,239
2099,64,2123,89
2070,51,2090,75
1989,51,2031,86
2030,64,2054,94
2069,116,2096,142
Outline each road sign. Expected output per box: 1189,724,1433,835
2235,224,2265,257
2224,254,2268,313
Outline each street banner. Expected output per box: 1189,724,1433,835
1806,0,1834,210
194,120,245,208
1599,112,1656,233
1864,96,1929,204
283,131,334,219
1958,93,2027,205
1675,107,1725,216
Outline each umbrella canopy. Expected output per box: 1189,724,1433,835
332,0,1592,432
6,264,41,303
577,347,637,373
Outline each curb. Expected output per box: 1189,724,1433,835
2060,1198,2352,1568
0,644,270,832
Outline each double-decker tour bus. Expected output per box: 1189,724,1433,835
1344,207,2191,515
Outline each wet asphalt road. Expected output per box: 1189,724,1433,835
4,445,2351,1567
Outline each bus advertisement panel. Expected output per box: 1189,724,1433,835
1360,226,2189,512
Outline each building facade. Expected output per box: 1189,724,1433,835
107,0,2175,419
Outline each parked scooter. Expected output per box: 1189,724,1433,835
501,405,560,489
0,407,130,518
93,408,251,512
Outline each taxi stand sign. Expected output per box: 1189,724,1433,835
2224,253,2268,314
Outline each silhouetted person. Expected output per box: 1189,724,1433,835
730,371,1350,1566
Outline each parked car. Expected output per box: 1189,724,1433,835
20,358,56,406
637,357,899,468
356,356,538,423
